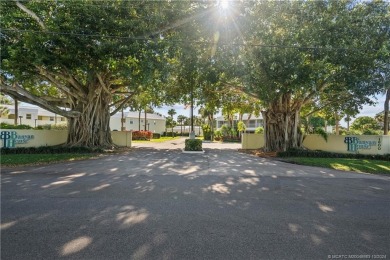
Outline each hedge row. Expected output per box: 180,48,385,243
277,148,390,161
1,146,104,154
0,123,33,129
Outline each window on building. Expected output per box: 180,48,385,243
50,117,54,121
248,120,256,128
61,117,66,121
8,115,15,119
26,114,32,119
141,120,144,123
38,116,43,120
129,120,133,124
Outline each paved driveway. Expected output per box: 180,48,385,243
132,137,242,150
1,140,389,259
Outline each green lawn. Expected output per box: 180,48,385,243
132,136,182,143
285,157,390,175
1,153,98,166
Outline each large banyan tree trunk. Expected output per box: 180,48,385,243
66,84,113,148
262,94,303,152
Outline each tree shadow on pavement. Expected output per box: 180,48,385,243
1,148,389,259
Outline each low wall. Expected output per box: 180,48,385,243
241,133,390,155
111,131,132,147
242,133,265,150
0,130,132,148
303,134,389,155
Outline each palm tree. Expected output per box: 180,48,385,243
167,109,176,136
177,115,187,136
199,106,216,140
167,108,176,119
144,106,154,131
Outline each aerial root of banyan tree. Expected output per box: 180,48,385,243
66,87,113,148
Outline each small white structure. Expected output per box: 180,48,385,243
0,105,166,134
172,125,203,136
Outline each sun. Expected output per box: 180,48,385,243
218,0,230,10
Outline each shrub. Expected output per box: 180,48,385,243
51,123,68,130
255,127,264,134
214,130,222,141
163,131,176,137
277,148,390,161
35,124,52,130
237,121,246,132
132,130,152,140
362,129,382,135
220,124,230,137
1,146,103,155
202,124,212,141
152,133,161,139
184,139,203,151
0,122,33,129
313,128,328,142
222,136,241,142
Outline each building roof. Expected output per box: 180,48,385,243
2,105,165,120
111,111,166,120
2,105,38,114
215,113,263,121
37,108,60,117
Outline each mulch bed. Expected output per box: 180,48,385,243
238,149,277,158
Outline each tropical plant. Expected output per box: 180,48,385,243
237,121,246,134
177,115,187,136
255,127,264,134
351,116,381,133
165,117,176,137
214,130,223,141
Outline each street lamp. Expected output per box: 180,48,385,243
19,116,23,125
35,119,38,128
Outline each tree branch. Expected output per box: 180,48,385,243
36,66,86,101
110,94,135,116
221,82,260,100
15,0,46,30
301,81,328,106
0,82,80,118
97,73,111,95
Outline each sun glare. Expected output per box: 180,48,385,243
219,0,230,10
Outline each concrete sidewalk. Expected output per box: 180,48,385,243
1,146,389,259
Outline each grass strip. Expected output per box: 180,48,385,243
284,157,390,175
1,153,98,166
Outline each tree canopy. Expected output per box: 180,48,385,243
1,0,388,149
1,0,192,146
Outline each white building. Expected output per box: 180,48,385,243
110,111,166,134
215,113,264,132
0,105,166,134
0,104,67,127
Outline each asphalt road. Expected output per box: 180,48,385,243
1,140,389,259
